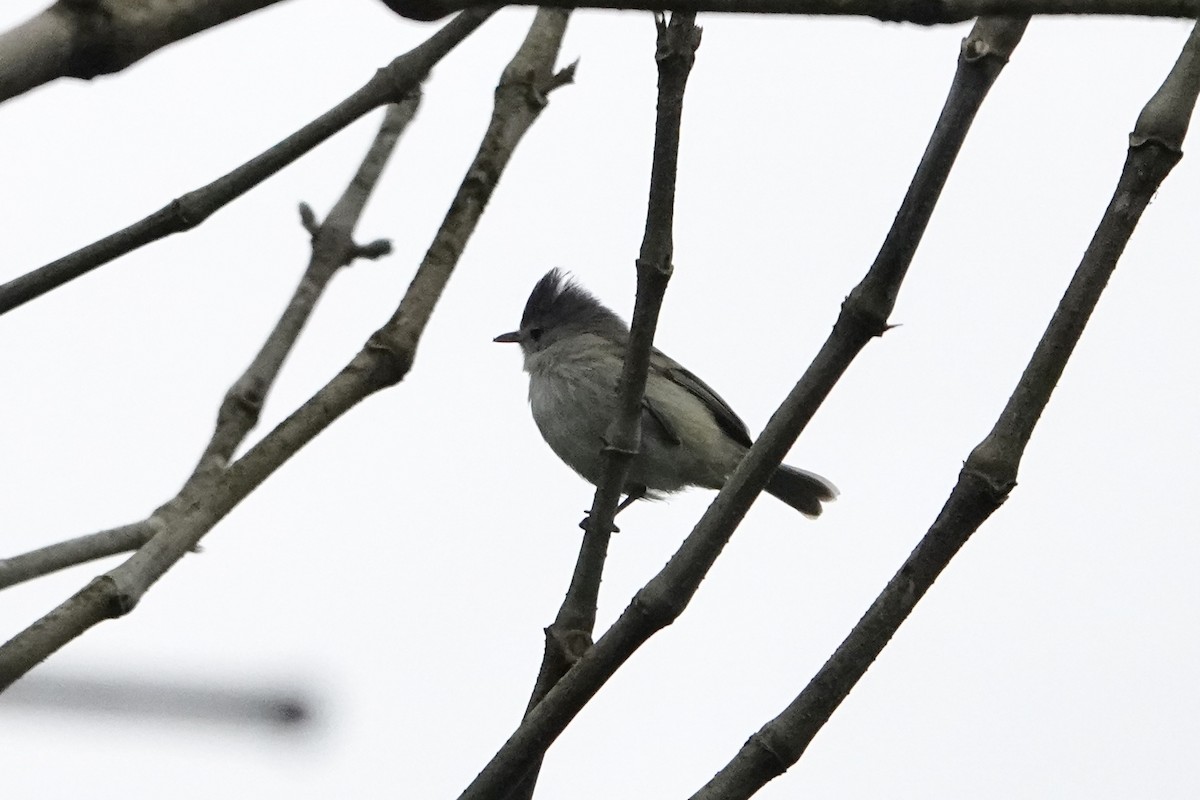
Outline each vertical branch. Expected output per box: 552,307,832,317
458,16,1027,800
689,17,1200,800
499,14,701,800
567,11,702,654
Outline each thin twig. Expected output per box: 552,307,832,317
0,0,291,103
0,95,421,594
504,15,700,800
0,6,494,317
0,521,160,591
456,17,1028,800
0,6,572,694
379,0,1198,23
689,17,1200,799
194,96,419,477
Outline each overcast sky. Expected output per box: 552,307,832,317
2,2,1198,798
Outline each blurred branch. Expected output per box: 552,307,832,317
0,96,420,594
0,0,290,103
0,7,573,693
457,17,1028,800
690,17,1200,800
505,14,699,800
0,672,313,729
379,0,1198,23
0,6,494,317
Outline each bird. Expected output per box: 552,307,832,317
494,269,837,519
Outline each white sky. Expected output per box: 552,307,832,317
2,2,1198,798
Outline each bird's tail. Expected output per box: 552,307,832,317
765,464,838,518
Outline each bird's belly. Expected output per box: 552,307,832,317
528,366,743,496
529,369,615,486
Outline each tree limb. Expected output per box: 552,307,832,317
0,6,494,317
0,5,572,695
379,0,1198,24
690,16,1200,800
0,0,292,103
0,95,421,593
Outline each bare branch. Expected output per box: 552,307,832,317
0,6,494,317
689,18,1200,800
504,16,700,800
0,94,422,594
0,0,291,103
379,0,1199,23
0,5,572,694
195,94,422,476
0,521,160,591
457,17,1028,800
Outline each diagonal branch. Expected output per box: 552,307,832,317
0,6,494,318
380,0,1199,23
195,96,418,476
456,16,1028,800
689,16,1200,800
0,0,292,104
505,16,701,800
0,94,420,594
0,6,573,694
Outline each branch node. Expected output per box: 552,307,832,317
960,16,1029,65
634,256,673,280
354,238,393,260
746,730,790,776
298,202,320,237
546,58,579,94
632,581,685,630
836,291,892,340
963,437,1019,499
170,193,207,229
578,513,619,534
655,11,702,65
548,626,592,663
96,574,138,618
362,332,414,387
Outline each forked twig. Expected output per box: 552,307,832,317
0,6,573,695
0,96,420,593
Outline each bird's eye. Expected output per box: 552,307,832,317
529,327,543,342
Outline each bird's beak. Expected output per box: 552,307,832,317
493,331,521,343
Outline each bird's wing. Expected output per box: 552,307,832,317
641,396,682,445
649,348,754,448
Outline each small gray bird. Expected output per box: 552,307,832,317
495,269,837,518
